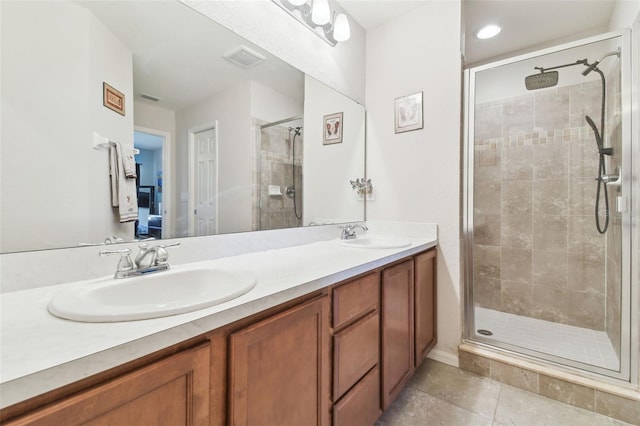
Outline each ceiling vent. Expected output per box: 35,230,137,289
223,45,266,68
139,93,161,102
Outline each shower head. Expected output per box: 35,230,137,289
582,48,621,76
289,126,302,137
525,70,559,90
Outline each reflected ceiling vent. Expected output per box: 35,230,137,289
223,45,266,68
139,93,161,102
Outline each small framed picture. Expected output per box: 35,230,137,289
323,112,343,145
103,82,125,116
394,92,423,133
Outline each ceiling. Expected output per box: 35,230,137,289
80,0,618,114
80,1,303,112
339,0,617,64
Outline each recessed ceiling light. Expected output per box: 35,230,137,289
476,24,501,40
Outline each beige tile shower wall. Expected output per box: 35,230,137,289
473,81,608,331
257,124,303,231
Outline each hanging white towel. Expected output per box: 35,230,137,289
109,142,138,223
121,144,137,179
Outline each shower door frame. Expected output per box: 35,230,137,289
462,30,636,383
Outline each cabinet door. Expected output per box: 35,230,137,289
380,260,414,410
229,296,330,426
6,344,211,426
414,249,437,367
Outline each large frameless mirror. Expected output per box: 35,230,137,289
0,0,365,253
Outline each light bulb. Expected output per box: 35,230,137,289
287,0,307,6
476,24,501,39
333,13,350,41
311,0,330,25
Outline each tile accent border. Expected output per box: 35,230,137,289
459,342,640,425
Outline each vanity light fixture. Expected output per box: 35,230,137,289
272,0,351,46
476,24,501,40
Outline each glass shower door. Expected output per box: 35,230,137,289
464,31,633,381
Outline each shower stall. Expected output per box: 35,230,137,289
256,117,304,231
463,31,635,381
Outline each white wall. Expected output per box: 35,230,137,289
365,1,463,363
0,1,133,252
303,76,365,224
609,1,640,30
175,83,253,236
250,81,303,123
179,0,366,104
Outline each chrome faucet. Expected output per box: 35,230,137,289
339,223,368,240
100,242,180,279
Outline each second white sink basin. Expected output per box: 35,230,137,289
337,235,412,249
48,266,256,322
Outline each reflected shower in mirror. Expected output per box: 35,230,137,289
0,0,365,253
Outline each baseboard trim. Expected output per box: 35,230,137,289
426,348,459,368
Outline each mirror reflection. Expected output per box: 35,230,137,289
0,0,365,253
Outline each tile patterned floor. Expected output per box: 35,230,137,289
376,359,632,426
475,307,620,370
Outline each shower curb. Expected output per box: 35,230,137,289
459,342,640,425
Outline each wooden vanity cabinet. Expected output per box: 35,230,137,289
228,296,330,426
4,343,211,426
331,272,381,426
1,247,437,426
380,247,438,410
414,249,437,367
380,260,415,410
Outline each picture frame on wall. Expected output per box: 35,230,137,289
323,112,343,145
103,82,125,116
394,91,423,133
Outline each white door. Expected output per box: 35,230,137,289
192,127,218,236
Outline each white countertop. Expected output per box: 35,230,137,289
0,234,437,409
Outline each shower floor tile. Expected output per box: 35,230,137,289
475,307,619,370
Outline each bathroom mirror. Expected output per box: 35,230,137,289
0,0,365,253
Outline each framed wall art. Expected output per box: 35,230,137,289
103,82,125,116
394,91,423,133
323,112,343,145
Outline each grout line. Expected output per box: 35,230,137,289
492,381,503,422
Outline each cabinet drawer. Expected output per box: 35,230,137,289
333,272,379,329
333,366,381,426
333,311,379,399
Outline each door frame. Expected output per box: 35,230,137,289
134,126,172,239
188,122,219,236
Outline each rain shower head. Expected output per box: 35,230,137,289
525,70,559,90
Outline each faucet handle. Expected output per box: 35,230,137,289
339,223,356,239
99,248,134,275
155,242,180,265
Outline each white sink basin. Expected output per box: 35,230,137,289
336,235,412,249
48,267,256,322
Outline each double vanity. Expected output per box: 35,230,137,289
0,224,437,425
